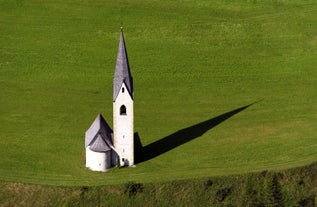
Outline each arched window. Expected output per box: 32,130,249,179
120,105,126,115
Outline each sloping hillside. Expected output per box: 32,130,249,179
0,0,316,185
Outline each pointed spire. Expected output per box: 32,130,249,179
113,29,133,101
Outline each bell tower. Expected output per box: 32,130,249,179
113,29,134,167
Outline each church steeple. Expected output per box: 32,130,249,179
113,29,133,101
113,29,134,167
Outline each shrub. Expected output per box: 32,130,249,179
298,196,315,207
239,176,260,207
263,172,283,207
79,186,89,197
203,179,213,189
214,187,231,203
124,182,143,198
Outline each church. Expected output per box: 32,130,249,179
85,29,134,172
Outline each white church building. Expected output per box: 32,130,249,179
85,29,134,172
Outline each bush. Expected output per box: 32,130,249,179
263,172,283,207
214,187,231,203
79,186,89,197
298,196,315,207
203,179,213,189
239,176,259,207
124,182,143,198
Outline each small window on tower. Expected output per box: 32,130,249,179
120,105,127,115
122,87,125,93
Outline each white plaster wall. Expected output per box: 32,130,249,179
113,83,134,166
85,147,111,172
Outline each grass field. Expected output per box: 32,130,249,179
1,163,317,206
0,0,316,186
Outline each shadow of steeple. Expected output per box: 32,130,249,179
135,102,258,164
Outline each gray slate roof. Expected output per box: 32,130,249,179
85,114,113,152
113,30,133,101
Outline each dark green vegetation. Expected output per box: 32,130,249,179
1,162,317,206
0,0,316,186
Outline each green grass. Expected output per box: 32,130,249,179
1,162,317,206
0,0,316,186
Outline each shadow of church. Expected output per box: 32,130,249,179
134,102,259,164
